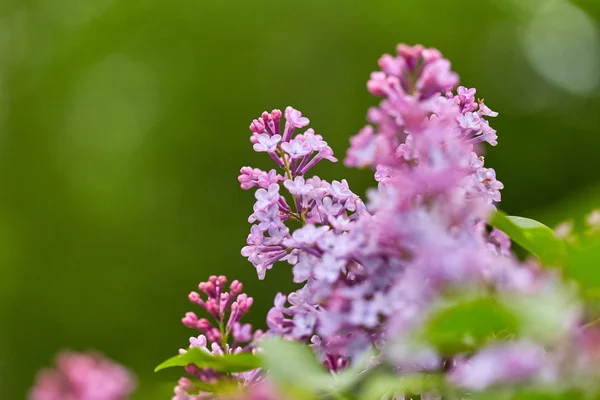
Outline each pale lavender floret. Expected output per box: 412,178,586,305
283,106,310,142
475,167,504,203
478,100,499,118
457,112,481,132
328,215,355,231
245,225,264,246
313,254,345,282
285,224,330,247
253,133,281,153
303,129,328,150
292,312,318,338
292,252,317,283
254,184,280,209
348,292,386,328
328,179,353,200
257,169,283,188
285,107,310,128
417,58,459,99
283,176,313,196
489,228,511,256
319,197,344,218
457,86,476,104
254,204,283,231
281,139,312,158
345,125,378,168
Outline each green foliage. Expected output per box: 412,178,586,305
154,348,261,373
358,374,443,400
260,339,333,392
470,389,587,400
565,234,600,297
424,296,518,355
490,211,568,266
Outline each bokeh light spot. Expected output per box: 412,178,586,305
521,0,600,95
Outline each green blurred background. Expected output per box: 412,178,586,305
0,0,599,398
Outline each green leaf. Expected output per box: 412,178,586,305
500,287,579,343
565,235,600,297
424,297,518,355
359,373,442,400
490,211,568,266
260,339,333,391
331,346,378,392
154,348,261,373
470,389,586,400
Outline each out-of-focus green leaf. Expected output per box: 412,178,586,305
565,234,600,297
331,346,378,392
470,389,586,400
359,373,442,400
260,339,332,392
501,288,579,343
425,297,518,355
490,211,568,266
154,348,261,373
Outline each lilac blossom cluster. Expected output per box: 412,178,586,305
28,351,135,400
237,43,598,394
239,107,368,282
174,276,263,400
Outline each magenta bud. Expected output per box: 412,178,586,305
271,109,282,120
188,291,200,303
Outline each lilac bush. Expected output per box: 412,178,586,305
29,43,600,400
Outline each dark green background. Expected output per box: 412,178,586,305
1,0,599,398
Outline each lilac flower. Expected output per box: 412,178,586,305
283,176,313,196
292,252,317,283
257,169,282,189
254,204,283,231
286,224,330,247
313,254,345,282
285,107,310,128
29,351,136,400
318,197,343,218
344,125,377,168
266,293,287,334
328,180,353,200
303,129,328,151
449,341,547,390
175,276,263,399
281,139,311,158
235,43,591,394
252,134,281,153
417,59,459,99
238,167,263,190
254,184,280,209
474,167,504,203
292,312,318,338
457,86,476,105
282,107,310,142
478,100,498,117
457,112,481,132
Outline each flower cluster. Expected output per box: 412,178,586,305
239,106,367,282
29,351,136,400
174,276,263,400
236,42,599,397
238,44,518,363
